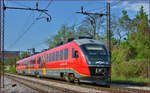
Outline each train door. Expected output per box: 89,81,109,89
28,60,31,74
43,55,47,75
72,47,80,66
64,48,69,73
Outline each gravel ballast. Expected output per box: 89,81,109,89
0,76,38,93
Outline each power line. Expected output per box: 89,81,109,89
11,1,31,8
17,11,33,36
7,11,33,49
86,6,106,12
8,19,37,49
110,1,121,8
8,0,53,49
45,0,53,9
38,0,53,17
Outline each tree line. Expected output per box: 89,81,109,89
47,6,150,81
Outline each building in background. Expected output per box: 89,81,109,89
0,51,20,61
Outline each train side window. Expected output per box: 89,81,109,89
52,52,55,61
33,59,35,64
43,55,46,63
38,57,42,64
56,51,59,61
40,56,43,63
30,59,32,68
30,60,32,64
49,54,51,62
60,50,63,60
45,55,47,62
37,57,40,64
72,48,74,58
25,61,27,69
64,48,68,59
47,54,49,62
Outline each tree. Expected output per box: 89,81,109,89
17,51,30,60
112,6,149,79
5,57,16,67
119,10,133,38
81,15,105,39
47,24,77,49
131,6,149,59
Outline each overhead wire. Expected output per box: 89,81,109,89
86,6,106,12
30,0,53,49
33,1,107,51
110,0,122,9
11,1,31,8
8,0,53,49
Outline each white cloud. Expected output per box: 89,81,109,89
125,3,149,14
112,1,149,14
111,1,129,8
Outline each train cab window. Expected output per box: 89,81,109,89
49,54,51,62
60,50,63,60
64,48,68,59
56,51,59,61
52,52,55,61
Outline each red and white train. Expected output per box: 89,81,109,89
16,38,111,86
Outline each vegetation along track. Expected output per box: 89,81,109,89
5,73,150,93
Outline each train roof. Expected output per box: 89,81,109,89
16,39,106,63
74,39,106,46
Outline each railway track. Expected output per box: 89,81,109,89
5,73,150,93
5,73,77,93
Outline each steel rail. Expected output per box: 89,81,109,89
5,73,81,93
5,73,150,93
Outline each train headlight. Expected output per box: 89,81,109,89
95,68,105,74
105,61,109,64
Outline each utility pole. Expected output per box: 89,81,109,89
1,1,50,88
2,0,5,88
76,3,111,84
149,26,150,87
108,3,111,84
106,3,109,49
148,0,150,87
0,0,1,89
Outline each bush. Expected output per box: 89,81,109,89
4,66,16,74
112,59,148,78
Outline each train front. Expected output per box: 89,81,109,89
77,39,111,86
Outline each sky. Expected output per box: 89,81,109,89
1,0,149,52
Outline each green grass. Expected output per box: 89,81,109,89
111,74,149,84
